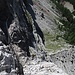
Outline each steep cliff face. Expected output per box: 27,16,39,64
0,0,73,75
0,0,45,74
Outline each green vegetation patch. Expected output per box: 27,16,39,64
43,30,66,52
50,0,75,45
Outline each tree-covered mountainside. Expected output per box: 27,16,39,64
50,0,75,45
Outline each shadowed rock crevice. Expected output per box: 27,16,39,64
0,0,13,44
0,0,31,57
26,0,45,44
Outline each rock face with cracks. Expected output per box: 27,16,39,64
50,47,75,75
0,0,73,75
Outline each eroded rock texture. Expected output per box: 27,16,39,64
50,47,75,75
0,0,45,75
0,0,72,75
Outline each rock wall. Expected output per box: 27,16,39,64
0,0,45,74
50,47,75,75
0,0,72,75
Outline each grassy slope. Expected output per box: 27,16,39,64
44,29,67,52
